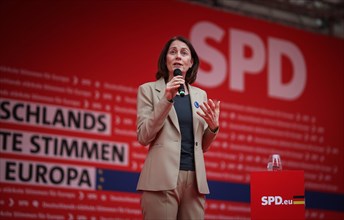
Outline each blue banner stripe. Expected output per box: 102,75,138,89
305,190,344,212
97,169,139,193
96,169,344,212
207,180,250,203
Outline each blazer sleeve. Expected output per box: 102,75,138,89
136,83,173,146
202,127,218,152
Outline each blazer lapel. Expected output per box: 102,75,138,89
188,85,200,137
155,78,180,133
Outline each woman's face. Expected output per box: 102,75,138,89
166,40,193,79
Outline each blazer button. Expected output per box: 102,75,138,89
195,142,198,146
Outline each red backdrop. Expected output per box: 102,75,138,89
1,0,343,219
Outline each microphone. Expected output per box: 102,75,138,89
173,69,185,97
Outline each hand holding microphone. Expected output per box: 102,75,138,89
173,69,185,97
165,69,185,102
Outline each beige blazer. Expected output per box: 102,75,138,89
136,77,217,194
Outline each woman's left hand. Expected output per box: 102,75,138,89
197,99,220,132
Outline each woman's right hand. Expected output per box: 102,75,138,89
164,75,184,101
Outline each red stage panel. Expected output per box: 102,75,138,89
251,170,305,220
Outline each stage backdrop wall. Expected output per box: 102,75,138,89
1,0,343,219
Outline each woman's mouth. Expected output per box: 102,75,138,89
173,63,182,69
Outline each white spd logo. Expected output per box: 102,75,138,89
261,196,293,206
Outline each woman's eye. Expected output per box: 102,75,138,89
181,50,189,56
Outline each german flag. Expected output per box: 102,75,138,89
293,195,305,205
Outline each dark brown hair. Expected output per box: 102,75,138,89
155,36,199,84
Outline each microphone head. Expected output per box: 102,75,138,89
173,69,182,76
